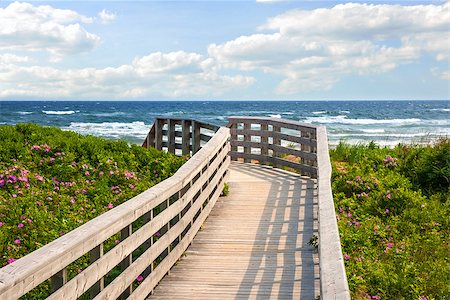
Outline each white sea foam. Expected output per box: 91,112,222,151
282,112,294,115
304,115,422,125
64,121,150,139
339,110,350,114
312,111,327,115
431,108,450,112
361,129,385,133
43,110,78,115
17,111,33,115
269,114,282,118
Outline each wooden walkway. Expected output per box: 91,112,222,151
150,162,320,299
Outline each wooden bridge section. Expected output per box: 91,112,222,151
0,117,349,300
151,162,319,299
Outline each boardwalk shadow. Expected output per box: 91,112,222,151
231,163,318,299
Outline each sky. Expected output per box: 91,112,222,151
0,0,449,100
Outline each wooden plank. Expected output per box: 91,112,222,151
316,126,350,299
228,116,318,133
230,129,317,147
149,162,320,300
182,120,191,155
155,119,164,151
230,140,317,161
167,119,176,154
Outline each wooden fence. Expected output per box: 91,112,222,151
228,116,350,299
0,126,230,299
142,118,220,156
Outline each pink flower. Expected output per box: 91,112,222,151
14,239,20,244
7,258,15,264
420,297,427,300
136,275,144,282
0,221,3,227
35,174,44,182
344,254,350,260
70,199,75,204
387,243,393,248
107,203,114,209
0,179,4,187
99,171,104,177
85,171,90,176
24,183,30,188
17,223,24,228
386,193,391,199
385,208,389,215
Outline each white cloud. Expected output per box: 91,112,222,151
209,2,450,94
0,51,255,99
0,53,30,64
0,2,100,60
98,9,116,24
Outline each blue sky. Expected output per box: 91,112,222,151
0,1,449,100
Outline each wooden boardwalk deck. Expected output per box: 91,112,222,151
150,162,320,299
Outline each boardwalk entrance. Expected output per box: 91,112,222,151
151,162,319,299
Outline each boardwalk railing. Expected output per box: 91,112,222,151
228,116,350,299
0,126,230,299
142,118,220,156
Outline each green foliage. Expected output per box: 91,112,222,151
0,124,185,286
221,182,230,196
330,140,449,299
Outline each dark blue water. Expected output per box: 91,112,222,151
1,100,449,146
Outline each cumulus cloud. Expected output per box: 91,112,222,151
0,2,100,60
98,9,116,24
0,53,30,64
209,2,450,94
0,51,255,99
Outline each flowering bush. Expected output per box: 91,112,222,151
331,139,449,299
0,123,185,270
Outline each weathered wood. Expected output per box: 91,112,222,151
168,119,176,154
228,116,318,133
230,128,317,147
51,269,67,293
192,121,201,154
155,119,164,151
89,244,104,298
182,120,191,155
150,162,320,299
230,140,317,161
243,123,251,163
316,126,350,299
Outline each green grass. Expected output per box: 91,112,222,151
330,139,449,299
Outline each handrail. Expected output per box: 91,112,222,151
227,116,318,178
0,126,230,299
227,116,350,298
142,118,220,156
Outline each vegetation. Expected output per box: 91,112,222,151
0,123,186,296
330,139,449,300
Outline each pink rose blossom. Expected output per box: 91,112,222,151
17,223,24,228
107,203,114,209
14,239,20,244
136,275,144,282
7,258,15,264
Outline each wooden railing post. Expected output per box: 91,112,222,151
182,120,191,155
260,123,268,158
230,121,237,161
89,244,104,297
272,125,281,167
50,268,67,293
168,119,176,154
243,122,251,163
192,121,201,154
155,119,164,151
120,224,133,298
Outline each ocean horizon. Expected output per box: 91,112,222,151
1,100,449,147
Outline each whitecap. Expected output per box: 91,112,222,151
361,129,385,133
42,110,76,115
312,111,327,115
431,108,450,112
63,121,150,139
269,114,282,118
339,110,350,114
17,111,33,115
304,115,422,125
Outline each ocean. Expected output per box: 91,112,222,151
0,100,449,147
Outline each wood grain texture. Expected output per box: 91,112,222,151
149,162,320,300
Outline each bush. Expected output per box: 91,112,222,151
330,140,449,299
0,123,185,268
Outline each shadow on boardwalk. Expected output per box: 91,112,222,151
150,162,319,299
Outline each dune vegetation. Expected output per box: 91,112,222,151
330,139,449,299
0,123,185,270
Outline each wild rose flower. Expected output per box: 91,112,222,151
387,243,393,248
344,254,350,260
385,208,389,215
386,193,391,199
14,239,20,244
36,174,44,182
7,258,15,264
0,221,3,227
18,176,28,182
0,179,4,187
107,203,114,209
99,171,104,177
17,223,24,228
137,275,144,282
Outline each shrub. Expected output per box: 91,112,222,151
331,140,449,299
